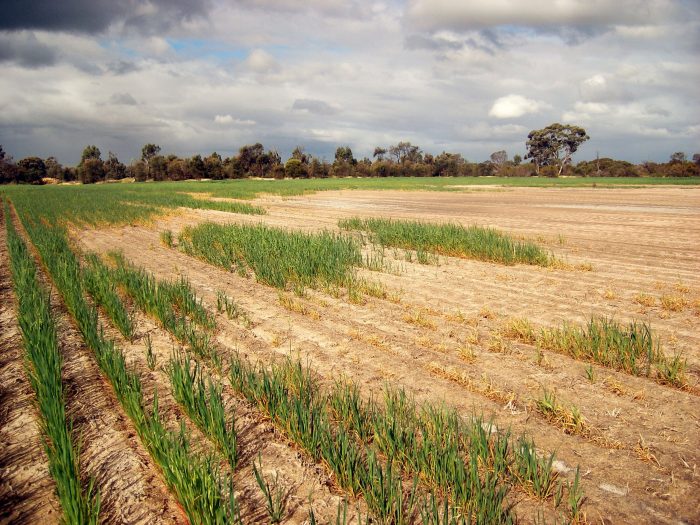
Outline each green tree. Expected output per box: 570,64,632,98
237,143,280,177
149,155,168,181
104,152,127,180
490,150,508,173
388,141,422,164
334,146,356,166
285,158,307,178
291,146,309,164
80,145,101,163
204,152,224,180
79,158,105,184
525,123,589,176
45,156,63,180
433,152,465,177
669,152,687,164
307,157,329,178
373,146,387,161
188,155,206,179
17,157,47,184
141,143,161,163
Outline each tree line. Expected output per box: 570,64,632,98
2,123,699,184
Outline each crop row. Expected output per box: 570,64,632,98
18,200,586,525
84,249,508,522
178,222,363,293
339,217,553,267
91,251,587,523
89,251,218,361
4,202,100,524
503,316,687,386
11,209,242,525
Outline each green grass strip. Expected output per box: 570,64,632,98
2,184,264,227
178,222,362,292
339,217,552,266
4,203,100,525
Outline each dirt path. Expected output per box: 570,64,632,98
76,187,700,524
0,207,60,524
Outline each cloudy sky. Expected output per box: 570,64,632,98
1,0,698,165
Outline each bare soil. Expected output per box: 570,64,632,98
102,306,355,524
0,208,60,524
3,207,185,525
72,186,700,524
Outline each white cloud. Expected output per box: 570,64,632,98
143,36,171,55
245,48,280,73
458,122,528,140
214,114,256,125
489,95,547,119
214,114,233,124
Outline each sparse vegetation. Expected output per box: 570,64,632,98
535,388,588,436
503,316,687,386
4,176,693,524
253,455,288,523
160,229,174,248
339,217,553,266
216,289,251,326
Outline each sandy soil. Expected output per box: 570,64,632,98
0,208,60,524
2,207,185,525
100,305,356,524
69,186,700,524
1,206,354,523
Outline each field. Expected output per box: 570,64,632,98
1,178,699,524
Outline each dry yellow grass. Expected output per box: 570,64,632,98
660,294,687,312
603,376,628,397
634,436,660,466
634,293,656,307
603,288,617,300
348,329,397,355
427,363,517,406
278,292,321,320
402,308,437,330
673,282,690,294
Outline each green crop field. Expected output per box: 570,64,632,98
1,177,698,524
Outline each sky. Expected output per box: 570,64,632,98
0,0,698,165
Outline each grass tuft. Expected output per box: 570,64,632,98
179,222,362,293
339,217,553,266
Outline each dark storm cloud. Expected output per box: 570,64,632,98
405,0,677,33
0,0,211,34
292,99,338,115
109,92,139,105
0,31,57,67
107,60,141,75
